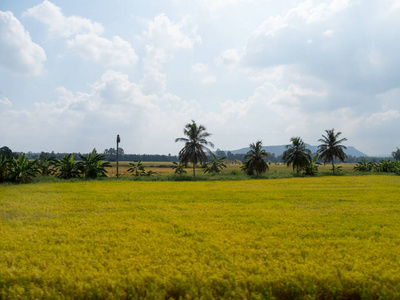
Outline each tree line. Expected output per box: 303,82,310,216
1,122,400,183
174,120,400,177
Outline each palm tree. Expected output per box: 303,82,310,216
317,129,347,173
175,120,214,177
242,141,269,175
282,137,311,174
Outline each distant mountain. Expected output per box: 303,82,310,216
229,144,368,157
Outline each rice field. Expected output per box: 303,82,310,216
1,175,400,299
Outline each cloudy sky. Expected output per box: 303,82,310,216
1,0,399,156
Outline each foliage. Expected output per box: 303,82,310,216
241,141,269,175
1,176,400,298
317,129,347,173
353,158,374,172
282,137,311,174
175,120,214,177
128,160,147,176
0,146,13,159
392,147,400,160
0,155,11,183
77,149,111,179
301,154,321,176
6,154,39,183
55,154,80,179
203,155,227,174
37,154,58,176
172,162,187,175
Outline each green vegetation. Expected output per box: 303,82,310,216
354,158,400,175
175,120,214,177
203,154,227,174
282,137,311,174
1,176,400,298
241,141,269,175
317,129,347,173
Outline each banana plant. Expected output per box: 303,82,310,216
172,162,187,175
301,154,321,176
353,158,373,172
128,160,147,176
77,149,111,179
7,154,39,183
37,155,58,176
203,155,227,174
0,155,11,183
55,154,80,179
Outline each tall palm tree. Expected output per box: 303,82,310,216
242,141,269,175
317,129,347,173
282,137,311,174
175,120,214,177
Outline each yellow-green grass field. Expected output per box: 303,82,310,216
1,176,400,299
106,161,356,178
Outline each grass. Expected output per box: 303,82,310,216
1,176,400,298
105,161,362,181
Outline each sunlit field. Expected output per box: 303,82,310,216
106,161,357,178
1,176,400,299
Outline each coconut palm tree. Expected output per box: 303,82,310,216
317,129,347,173
282,137,311,174
241,141,269,175
175,120,214,177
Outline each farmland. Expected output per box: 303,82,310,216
1,175,400,299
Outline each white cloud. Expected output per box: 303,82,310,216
143,13,201,50
202,75,216,84
23,0,103,38
0,97,12,107
288,0,352,23
216,48,240,67
68,34,138,67
367,110,400,124
0,70,200,153
141,14,201,94
322,29,334,36
0,11,46,76
192,63,209,72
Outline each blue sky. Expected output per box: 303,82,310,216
1,0,399,156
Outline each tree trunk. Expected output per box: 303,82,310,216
193,162,196,177
332,161,335,173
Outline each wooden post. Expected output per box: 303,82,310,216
116,134,120,178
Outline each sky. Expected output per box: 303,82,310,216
1,0,399,156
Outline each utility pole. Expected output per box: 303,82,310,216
116,134,120,178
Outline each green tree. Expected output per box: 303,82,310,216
0,146,13,159
317,129,347,173
37,153,58,176
7,154,39,183
203,154,227,174
282,137,311,174
241,141,269,176
301,154,321,176
128,160,146,176
0,155,11,183
392,148,400,160
55,154,80,179
353,159,373,172
175,120,214,177
77,149,111,179
172,162,187,175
